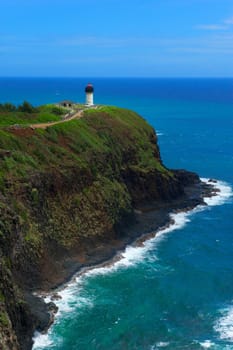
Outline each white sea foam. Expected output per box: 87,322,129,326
32,278,93,349
32,331,53,349
48,276,93,316
82,244,149,278
33,331,64,350
32,177,232,349
83,211,191,278
199,339,215,348
155,341,170,348
201,178,233,207
215,305,233,343
150,342,170,349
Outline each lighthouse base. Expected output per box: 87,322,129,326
86,93,94,106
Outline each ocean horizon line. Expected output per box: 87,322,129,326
0,76,233,80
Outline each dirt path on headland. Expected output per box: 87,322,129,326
30,109,84,129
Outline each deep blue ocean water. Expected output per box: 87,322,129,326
1,78,233,350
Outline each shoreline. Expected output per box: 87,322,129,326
31,177,223,348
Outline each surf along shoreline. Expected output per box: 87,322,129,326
30,176,220,347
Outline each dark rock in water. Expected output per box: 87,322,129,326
45,302,58,330
50,293,62,301
47,302,58,314
208,178,217,183
24,293,52,333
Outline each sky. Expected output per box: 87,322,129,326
0,0,233,77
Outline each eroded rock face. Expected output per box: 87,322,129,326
0,260,33,350
0,106,203,349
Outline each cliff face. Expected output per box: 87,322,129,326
0,106,199,349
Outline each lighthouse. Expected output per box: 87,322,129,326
85,83,94,106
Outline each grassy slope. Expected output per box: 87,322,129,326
0,106,171,191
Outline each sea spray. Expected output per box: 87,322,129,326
215,305,233,343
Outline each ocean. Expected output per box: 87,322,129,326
1,78,233,350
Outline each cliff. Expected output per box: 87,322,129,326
0,106,204,349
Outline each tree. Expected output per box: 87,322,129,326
17,101,36,113
0,103,17,112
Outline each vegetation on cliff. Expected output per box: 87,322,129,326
0,102,65,127
0,105,197,349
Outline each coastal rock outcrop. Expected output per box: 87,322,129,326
0,106,209,349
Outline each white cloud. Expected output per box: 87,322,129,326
166,34,233,55
196,16,233,31
224,17,233,25
1,31,233,61
57,36,129,48
196,24,228,31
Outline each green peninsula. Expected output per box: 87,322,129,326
0,104,206,349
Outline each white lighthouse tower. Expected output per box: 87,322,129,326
85,83,94,106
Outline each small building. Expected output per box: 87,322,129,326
58,100,74,108
85,84,94,106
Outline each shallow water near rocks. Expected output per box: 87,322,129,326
1,78,233,350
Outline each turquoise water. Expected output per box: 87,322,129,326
1,78,233,349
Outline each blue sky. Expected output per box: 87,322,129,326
0,0,233,77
